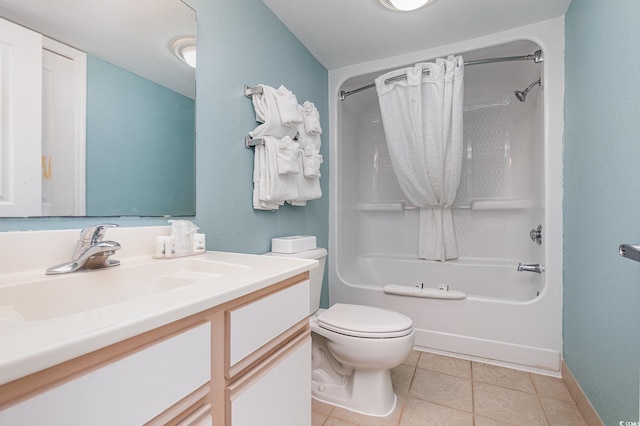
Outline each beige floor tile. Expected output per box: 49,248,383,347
541,397,588,425
474,382,549,425
404,350,420,367
391,364,415,396
330,403,402,426
532,374,574,402
409,368,473,412
418,352,471,379
324,418,358,426
313,410,329,426
472,362,536,393
400,398,473,426
474,415,517,425
313,398,336,416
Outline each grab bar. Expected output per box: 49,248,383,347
517,263,543,273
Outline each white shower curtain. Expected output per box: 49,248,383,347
375,56,464,261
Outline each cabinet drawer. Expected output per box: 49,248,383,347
227,279,309,370
0,322,211,425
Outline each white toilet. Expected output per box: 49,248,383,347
266,239,414,417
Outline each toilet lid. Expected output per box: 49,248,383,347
318,303,413,338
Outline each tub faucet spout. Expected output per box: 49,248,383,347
517,263,543,274
46,224,121,275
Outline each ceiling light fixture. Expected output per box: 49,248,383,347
380,0,433,11
172,37,196,68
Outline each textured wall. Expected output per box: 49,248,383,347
86,56,195,216
564,1,640,423
185,0,329,304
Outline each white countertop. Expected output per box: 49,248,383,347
0,251,317,385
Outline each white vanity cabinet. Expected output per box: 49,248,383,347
0,272,311,426
0,322,211,425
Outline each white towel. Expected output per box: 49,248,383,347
276,85,303,128
250,85,297,139
275,136,300,175
301,145,322,178
253,143,281,210
302,101,322,135
287,155,321,205
262,136,298,202
297,127,321,151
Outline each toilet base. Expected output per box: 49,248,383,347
311,367,397,417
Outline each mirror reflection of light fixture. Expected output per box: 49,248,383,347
379,0,433,11
172,37,196,68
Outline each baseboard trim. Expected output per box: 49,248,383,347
562,360,604,426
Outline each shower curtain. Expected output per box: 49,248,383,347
375,56,464,261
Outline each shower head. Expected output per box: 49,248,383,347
514,78,541,102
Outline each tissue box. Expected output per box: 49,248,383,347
271,235,316,253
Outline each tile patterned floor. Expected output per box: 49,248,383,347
312,351,588,426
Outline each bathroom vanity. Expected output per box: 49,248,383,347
0,227,316,425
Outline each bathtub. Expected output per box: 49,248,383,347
328,20,565,375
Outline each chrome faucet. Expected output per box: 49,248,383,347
46,224,121,275
517,263,543,274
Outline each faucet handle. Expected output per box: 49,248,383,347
80,223,118,244
73,223,119,258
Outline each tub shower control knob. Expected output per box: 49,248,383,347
530,225,542,245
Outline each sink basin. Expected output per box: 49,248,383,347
0,258,249,321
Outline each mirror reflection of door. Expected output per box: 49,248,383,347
41,38,86,216
0,17,41,217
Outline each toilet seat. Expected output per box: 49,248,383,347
318,303,413,338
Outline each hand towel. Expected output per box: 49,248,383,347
250,85,297,139
302,101,322,135
275,85,303,128
275,136,300,175
301,145,322,178
263,136,299,202
287,155,321,205
297,124,321,150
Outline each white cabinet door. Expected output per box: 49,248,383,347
230,338,311,426
0,17,42,216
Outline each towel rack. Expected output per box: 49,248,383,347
245,136,264,148
244,85,263,98
245,85,264,147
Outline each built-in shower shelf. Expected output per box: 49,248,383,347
357,198,534,212
470,198,534,210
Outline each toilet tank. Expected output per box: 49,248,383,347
264,247,327,315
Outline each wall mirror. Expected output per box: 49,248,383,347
0,0,196,218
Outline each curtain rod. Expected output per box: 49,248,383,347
339,49,543,101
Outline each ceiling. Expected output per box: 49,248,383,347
262,0,572,70
0,0,195,98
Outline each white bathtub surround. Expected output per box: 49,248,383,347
375,56,464,261
330,18,564,375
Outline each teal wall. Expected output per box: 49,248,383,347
86,56,196,216
185,0,329,305
564,1,640,423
